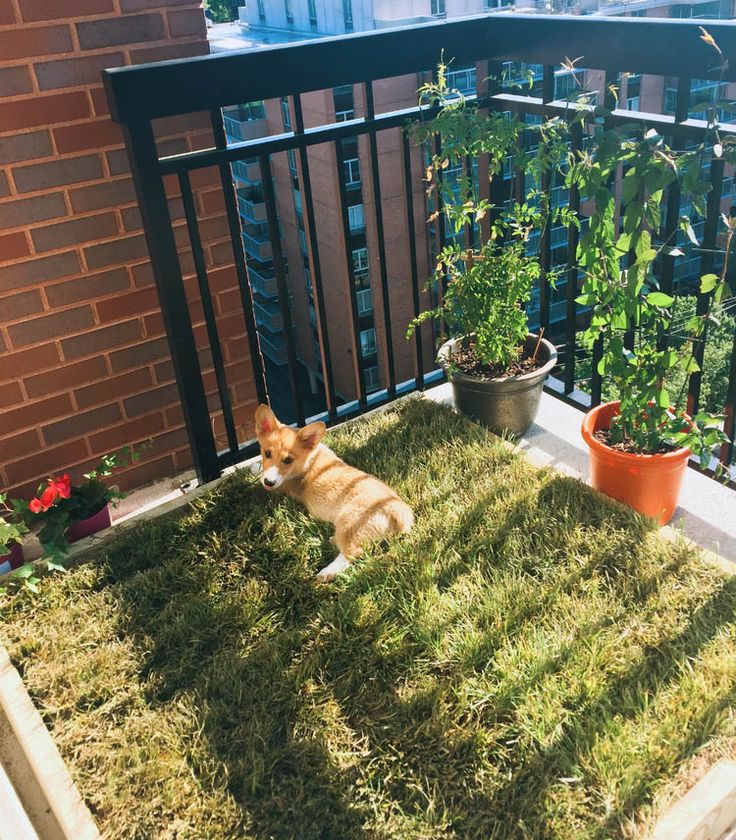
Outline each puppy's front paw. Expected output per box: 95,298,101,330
316,554,350,582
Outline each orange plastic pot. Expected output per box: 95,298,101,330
581,401,690,525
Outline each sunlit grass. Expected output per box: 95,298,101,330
3,398,735,839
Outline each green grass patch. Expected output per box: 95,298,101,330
3,399,736,839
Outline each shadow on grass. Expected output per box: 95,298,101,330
93,401,732,840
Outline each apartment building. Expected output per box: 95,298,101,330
214,0,734,418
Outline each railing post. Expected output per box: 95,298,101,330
122,121,220,483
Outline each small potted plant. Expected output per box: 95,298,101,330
24,446,141,562
569,75,730,523
407,60,573,436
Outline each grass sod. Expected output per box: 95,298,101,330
2,398,736,840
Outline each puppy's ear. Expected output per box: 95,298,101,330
297,421,326,450
255,404,279,436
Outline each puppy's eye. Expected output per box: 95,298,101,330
264,450,272,459
282,455,294,465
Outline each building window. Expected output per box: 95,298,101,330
344,157,360,188
343,0,353,30
364,365,380,392
257,0,265,21
352,247,369,282
285,0,293,22
333,85,355,122
280,97,292,131
360,327,377,356
356,286,373,316
446,66,476,97
308,0,317,25
431,0,446,16
348,203,365,233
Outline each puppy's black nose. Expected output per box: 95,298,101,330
263,478,276,488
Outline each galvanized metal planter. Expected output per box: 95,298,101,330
438,334,558,437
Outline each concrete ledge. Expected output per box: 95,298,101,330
0,647,99,840
650,760,736,840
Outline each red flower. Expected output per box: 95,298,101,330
38,484,57,511
28,498,43,514
54,474,71,499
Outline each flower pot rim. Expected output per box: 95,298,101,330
438,333,558,385
581,400,692,464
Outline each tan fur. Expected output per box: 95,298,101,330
254,404,413,576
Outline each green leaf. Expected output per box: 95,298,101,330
657,388,671,408
700,273,719,293
647,291,675,307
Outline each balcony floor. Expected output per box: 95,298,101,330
5,396,736,839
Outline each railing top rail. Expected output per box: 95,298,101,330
104,13,736,124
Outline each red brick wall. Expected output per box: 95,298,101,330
0,0,257,500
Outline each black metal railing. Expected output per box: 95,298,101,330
103,14,736,484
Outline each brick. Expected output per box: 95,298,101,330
0,342,60,382
35,52,125,91
0,381,22,410
128,39,208,64
75,367,153,410
121,0,194,10
131,262,154,287
46,267,130,307
88,411,165,454
43,402,121,445
168,8,206,38
143,426,188,458
4,393,72,434
20,0,114,22
31,213,118,253
0,26,72,61
0,429,40,464
113,453,174,493
0,92,90,132
0,131,53,166
96,287,159,322
84,234,148,270
0,231,30,260
0,66,33,98
143,310,163,336
90,87,110,117
154,359,174,383
200,189,225,215
0,192,67,230
123,382,178,416
0,252,80,293
53,121,123,154
0,171,9,198
0,290,43,321
0,0,16,24
61,320,141,360
8,306,95,347
24,356,107,398
105,148,129,175
69,178,135,213
121,206,141,232
13,154,102,193
4,439,88,486
77,14,164,50
109,336,168,371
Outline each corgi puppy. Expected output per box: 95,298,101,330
254,404,414,580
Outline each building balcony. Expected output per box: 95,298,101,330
6,12,736,840
248,265,278,299
242,226,273,262
254,297,283,333
258,329,288,366
231,158,262,185
237,190,266,224
223,113,268,143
